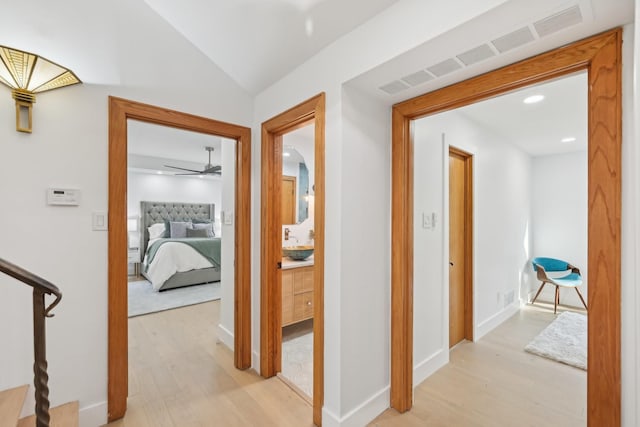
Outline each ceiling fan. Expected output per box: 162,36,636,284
164,146,221,175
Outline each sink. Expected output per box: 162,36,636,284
282,245,314,261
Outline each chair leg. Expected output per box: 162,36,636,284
575,287,588,311
554,286,559,314
531,282,547,304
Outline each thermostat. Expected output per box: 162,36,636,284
47,188,80,206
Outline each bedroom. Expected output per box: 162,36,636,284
125,120,235,319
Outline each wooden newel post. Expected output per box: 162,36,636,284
33,289,51,427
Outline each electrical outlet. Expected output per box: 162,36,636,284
504,290,515,307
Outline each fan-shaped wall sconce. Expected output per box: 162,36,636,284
0,45,81,133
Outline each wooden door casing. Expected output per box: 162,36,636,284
391,30,622,426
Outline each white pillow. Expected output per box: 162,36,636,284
148,222,166,240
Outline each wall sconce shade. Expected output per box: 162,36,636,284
0,45,81,133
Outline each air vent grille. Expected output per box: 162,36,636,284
491,27,535,53
427,58,462,77
456,44,496,66
401,70,434,86
378,3,585,96
379,80,410,95
534,5,582,38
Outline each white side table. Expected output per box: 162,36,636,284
128,248,140,276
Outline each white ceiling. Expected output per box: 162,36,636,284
454,71,587,157
143,0,401,94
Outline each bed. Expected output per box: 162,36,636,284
139,201,221,291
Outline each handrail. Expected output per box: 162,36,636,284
0,257,62,316
0,257,62,427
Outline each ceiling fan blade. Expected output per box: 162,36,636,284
164,165,203,173
203,165,222,174
174,172,201,176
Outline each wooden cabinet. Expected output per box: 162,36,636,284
282,265,314,326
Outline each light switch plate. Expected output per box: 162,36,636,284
92,211,108,231
223,211,233,225
422,212,432,229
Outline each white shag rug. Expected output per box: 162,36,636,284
524,311,587,370
128,280,221,317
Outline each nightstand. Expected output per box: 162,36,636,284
128,248,140,276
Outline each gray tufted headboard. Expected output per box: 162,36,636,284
140,201,215,256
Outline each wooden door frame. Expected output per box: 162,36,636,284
107,97,252,421
260,93,325,426
391,29,622,427
448,147,473,344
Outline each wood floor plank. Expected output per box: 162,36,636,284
104,301,312,427
370,305,586,426
106,300,583,426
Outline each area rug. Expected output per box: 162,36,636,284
524,311,587,370
128,280,221,317
281,332,313,397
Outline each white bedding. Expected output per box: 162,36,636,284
143,242,214,290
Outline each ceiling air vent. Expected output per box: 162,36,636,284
401,70,434,87
491,26,535,53
456,44,496,66
379,80,410,95
533,5,583,38
427,58,462,77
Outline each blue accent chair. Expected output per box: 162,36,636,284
531,257,587,314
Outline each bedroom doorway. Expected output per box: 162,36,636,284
390,29,621,426
260,93,325,426
107,97,252,422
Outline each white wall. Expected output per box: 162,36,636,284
0,0,252,425
339,86,391,416
622,19,639,427
218,140,236,349
254,2,511,424
530,151,588,307
413,110,532,383
127,171,222,220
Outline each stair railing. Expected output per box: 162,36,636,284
0,257,62,427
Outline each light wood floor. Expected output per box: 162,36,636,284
104,301,585,427
104,300,313,427
370,303,587,426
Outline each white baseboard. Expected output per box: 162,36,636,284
217,323,234,350
475,303,519,340
413,349,448,387
322,386,389,427
79,401,107,427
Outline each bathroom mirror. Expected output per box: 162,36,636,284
282,146,309,225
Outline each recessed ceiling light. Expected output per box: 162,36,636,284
523,94,545,104
283,152,290,157
561,137,577,143
198,175,204,179
157,171,163,175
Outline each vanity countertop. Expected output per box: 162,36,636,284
282,256,314,269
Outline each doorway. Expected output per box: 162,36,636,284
107,97,252,421
448,147,473,348
390,28,622,426
260,93,325,426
